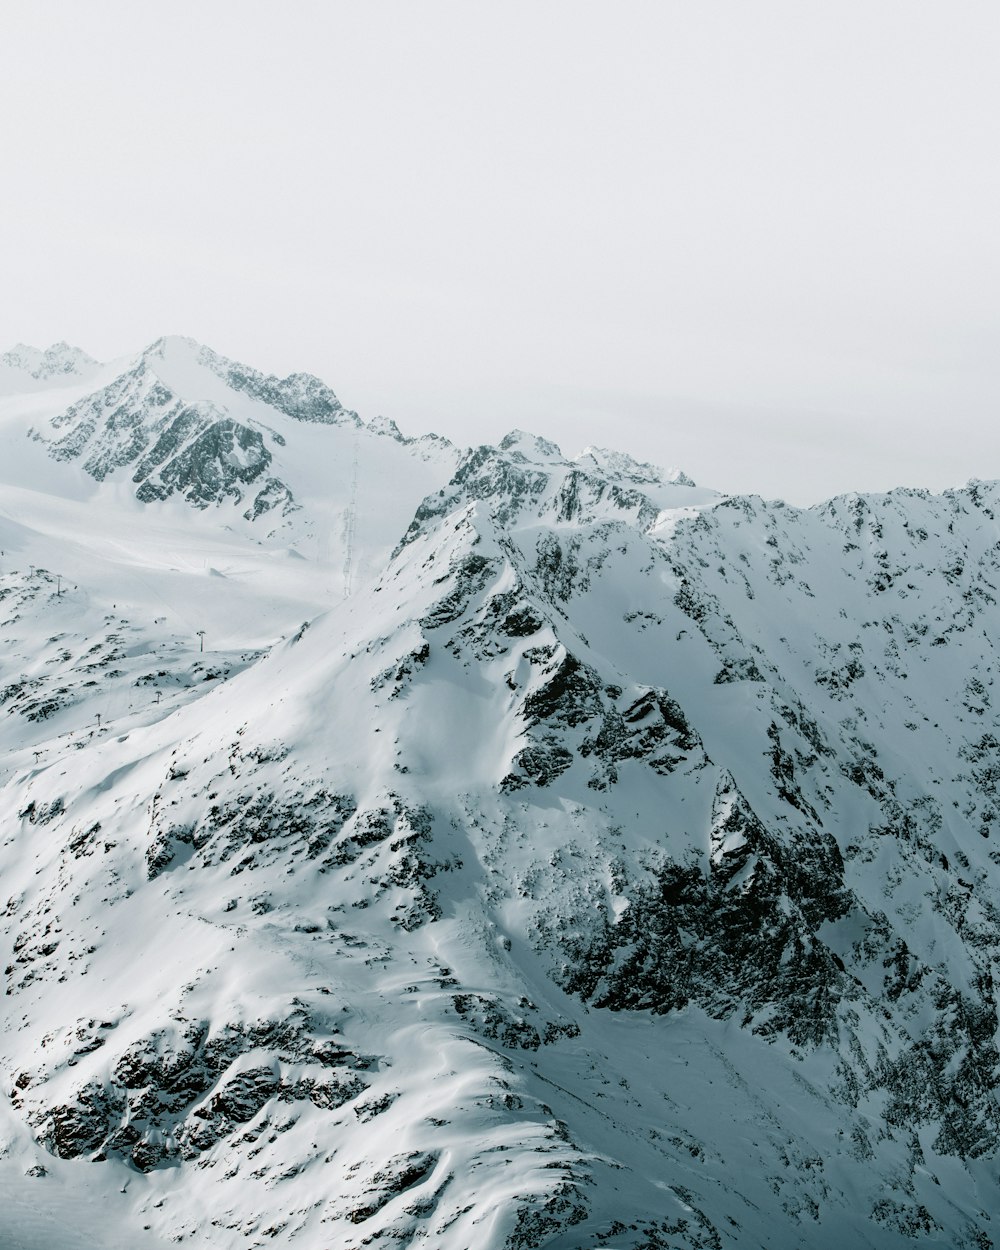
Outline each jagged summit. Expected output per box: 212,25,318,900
0,341,102,391
498,427,565,461
0,335,465,619
576,443,695,488
2,340,100,375
137,335,355,427
366,412,453,451
16,336,373,526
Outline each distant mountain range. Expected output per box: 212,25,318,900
1,338,999,1250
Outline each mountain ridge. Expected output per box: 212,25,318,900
2,339,1000,1249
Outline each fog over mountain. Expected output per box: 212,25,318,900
2,338,1000,1248
6,4,1000,507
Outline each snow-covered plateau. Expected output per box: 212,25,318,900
2,336,1000,1249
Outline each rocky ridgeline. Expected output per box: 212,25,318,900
1,342,100,383
384,441,1000,1227
5,352,1000,1247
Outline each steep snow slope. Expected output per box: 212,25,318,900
3,344,1000,1249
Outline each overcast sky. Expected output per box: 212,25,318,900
2,1,999,504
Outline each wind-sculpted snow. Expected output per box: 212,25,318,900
4,343,1000,1248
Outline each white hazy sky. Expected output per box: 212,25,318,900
2,1,999,504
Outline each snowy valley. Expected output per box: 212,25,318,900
1,337,1000,1249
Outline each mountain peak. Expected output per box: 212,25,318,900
498,428,565,461
17,336,360,526
138,333,206,366
133,336,353,429
576,444,696,488
1,340,101,384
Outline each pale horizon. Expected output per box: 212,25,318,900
3,1,998,505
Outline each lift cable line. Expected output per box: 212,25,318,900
342,434,360,599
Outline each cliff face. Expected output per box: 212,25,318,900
2,342,1000,1249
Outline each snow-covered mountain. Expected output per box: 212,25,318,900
0,343,102,393
2,339,1000,1249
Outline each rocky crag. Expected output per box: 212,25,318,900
2,341,1000,1248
